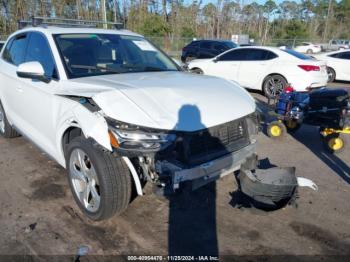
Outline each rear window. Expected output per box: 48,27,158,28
223,41,238,49
187,41,199,48
281,49,312,60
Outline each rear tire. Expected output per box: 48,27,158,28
0,101,20,138
66,136,132,221
326,67,336,83
263,75,287,99
306,49,313,54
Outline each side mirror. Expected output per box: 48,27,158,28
213,57,219,63
16,62,50,83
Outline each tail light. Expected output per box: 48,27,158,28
298,65,320,71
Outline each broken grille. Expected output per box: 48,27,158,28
180,117,249,166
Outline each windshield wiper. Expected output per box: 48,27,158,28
70,64,120,74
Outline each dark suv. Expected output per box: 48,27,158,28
181,40,237,63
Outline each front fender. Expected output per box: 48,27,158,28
55,103,111,168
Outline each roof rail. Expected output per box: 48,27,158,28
18,16,124,30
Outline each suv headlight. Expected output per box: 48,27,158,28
108,119,176,151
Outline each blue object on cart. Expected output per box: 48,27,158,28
276,91,309,115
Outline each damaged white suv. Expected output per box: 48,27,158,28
0,25,265,220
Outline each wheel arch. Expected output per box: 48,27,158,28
262,73,288,91
59,124,143,196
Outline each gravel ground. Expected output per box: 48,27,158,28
0,82,349,260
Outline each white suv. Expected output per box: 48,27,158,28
0,25,262,220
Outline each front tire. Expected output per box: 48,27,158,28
66,136,132,221
0,101,20,138
263,75,287,99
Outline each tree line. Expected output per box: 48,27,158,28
0,0,349,44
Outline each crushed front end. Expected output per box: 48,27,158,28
106,111,298,206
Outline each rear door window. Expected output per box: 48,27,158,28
242,49,278,61
2,34,28,65
219,49,249,61
281,49,312,60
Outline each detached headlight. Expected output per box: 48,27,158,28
108,119,176,151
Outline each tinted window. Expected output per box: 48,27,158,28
2,39,13,62
3,34,28,65
25,32,57,78
224,41,238,49
242,49,277,60
281,49,312,60
329,53,340,58
219,48,277,61
213,43,227,51
188,41,199,48
336,51,350,59
200,41,212,49
219,49,249,61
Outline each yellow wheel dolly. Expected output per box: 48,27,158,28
320,127,350,154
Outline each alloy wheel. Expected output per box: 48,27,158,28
69,148,101,212
265,76,285,98
326,67,335,82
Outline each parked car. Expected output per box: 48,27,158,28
188,46,328,98
320,39,350,51
0,20,265,221
181,39,237,63
314,50,350,82
294,42,321,54
0,41,5,51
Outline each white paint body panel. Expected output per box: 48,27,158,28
0,27,256,169
294,43,322,54
188,46,328,92
314,51,350,81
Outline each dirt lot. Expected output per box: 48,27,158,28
0,82,349,260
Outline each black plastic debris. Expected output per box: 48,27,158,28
238,167,297,209
24,222,37,233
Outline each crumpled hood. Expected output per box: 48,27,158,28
62,71,256,131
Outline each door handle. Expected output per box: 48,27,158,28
16,87,23,93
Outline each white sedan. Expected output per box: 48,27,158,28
313,50,350,82
294,42,321,54
188,46,328,98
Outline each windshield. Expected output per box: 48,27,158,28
54,34,179,78
281,49,312,60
